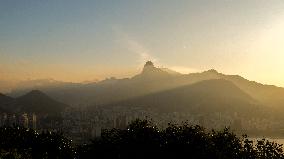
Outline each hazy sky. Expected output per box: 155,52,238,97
1,0,284,86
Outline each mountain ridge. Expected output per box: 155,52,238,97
7,61,284,110
102,79,260,115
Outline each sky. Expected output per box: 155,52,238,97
1,0,284,86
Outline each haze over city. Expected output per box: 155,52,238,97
1,0,284,87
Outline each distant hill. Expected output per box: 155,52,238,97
104,79,261,116
16,90,68,115
0,90,68,115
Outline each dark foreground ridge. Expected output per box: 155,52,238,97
0,119,283,159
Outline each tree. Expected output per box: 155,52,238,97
78,119,284,159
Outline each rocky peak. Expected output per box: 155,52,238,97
142,61,157,73
144,61,154,67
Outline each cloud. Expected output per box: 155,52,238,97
112,26,158,66
112,26,199,74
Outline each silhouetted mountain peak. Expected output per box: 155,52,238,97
142,61,157,73
144,61,155,67
17,90,67,114
205,69,219,74
135,61,174,80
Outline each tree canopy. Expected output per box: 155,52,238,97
0,119,283,159
79,119,284,159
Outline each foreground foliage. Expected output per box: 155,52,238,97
0,120,283,159
79,119,284,159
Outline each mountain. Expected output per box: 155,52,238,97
16,90,68,115
222,75,284,108
8,61,284,111
104,79,261,116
